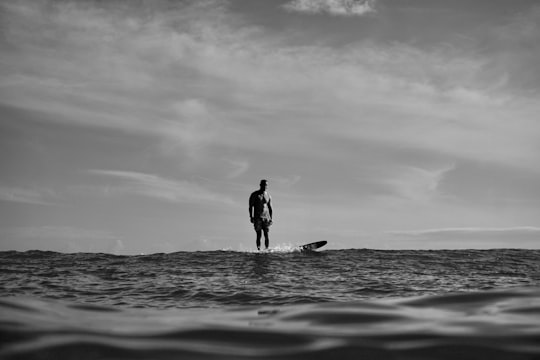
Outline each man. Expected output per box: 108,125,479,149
249,179,273,250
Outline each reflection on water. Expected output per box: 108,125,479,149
251,253,272,278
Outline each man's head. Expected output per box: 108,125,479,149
259,179,268,190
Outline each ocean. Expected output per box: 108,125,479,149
1,248,540,359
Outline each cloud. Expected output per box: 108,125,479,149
1,0,538,171
159,98,223,157
437,161,540,206
89,170,233,205
389,226,540,237
478,6,540,93
225,159,250,179
382,164,456,202
0,1,230,150
1,0,539,187
272,175,302,187
283,0,376,16
386,226,540,249
0,185,55,205
1,226,124,253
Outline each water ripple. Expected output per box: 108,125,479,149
1,288,540,359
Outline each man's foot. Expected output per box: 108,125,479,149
257,247,260,251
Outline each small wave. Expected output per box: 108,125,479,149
1,249,540,309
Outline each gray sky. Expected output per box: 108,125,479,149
1,0,539,253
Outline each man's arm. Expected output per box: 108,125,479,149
249,194,254,222
268,196,273,220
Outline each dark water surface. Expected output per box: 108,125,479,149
1,249,540,359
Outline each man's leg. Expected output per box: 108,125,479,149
256,229,262,250
263,228,269,249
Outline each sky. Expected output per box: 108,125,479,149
1,0,539,254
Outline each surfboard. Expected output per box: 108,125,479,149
299,240,327,251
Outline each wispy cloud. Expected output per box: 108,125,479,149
1,1,539,251
481,6,540,93
273,175,302,187
0,1,229,153
382,164,456,202
386,226,540,249
1,226,124,253
89,170,233,205
388,226,540,237
0,185,55,205
225,159,250,179
1,0,538,170
9,225,119,241
283,0,376,16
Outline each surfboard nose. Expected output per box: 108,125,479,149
300,241,327,251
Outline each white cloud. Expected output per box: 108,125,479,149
2,0,540,239
225,159,250,179
159,98,222,156
482,6,540,92
2,0,539,171
272,175,302,187
382,164,456,202
89,170,234,205
283,0,376,16
0,186,55,205
385,226,540,249
388,226,540,237
10,225,119,241
1,226,124,253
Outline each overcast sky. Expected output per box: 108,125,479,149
1,0,539,253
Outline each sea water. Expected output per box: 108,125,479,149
1,248,540,359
